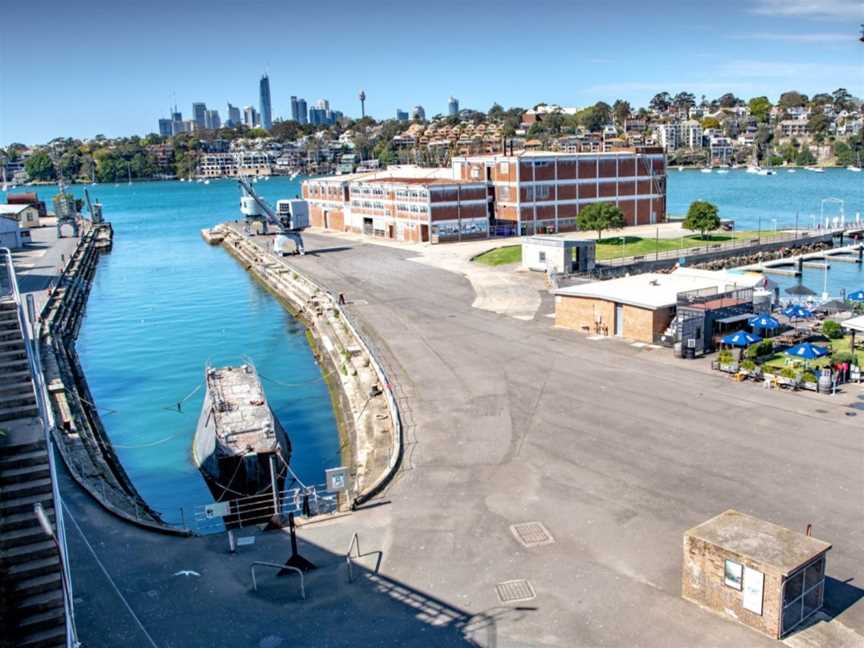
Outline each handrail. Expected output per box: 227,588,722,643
346,532,360,583
1,248,78,648
250,561,305,599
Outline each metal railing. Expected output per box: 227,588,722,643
597,229,839,268
250,561,305,599
346,532,361,583
1,248,78,648
191,483,338,534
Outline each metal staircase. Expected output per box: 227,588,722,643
0,249,74,648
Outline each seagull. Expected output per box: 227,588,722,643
173,570,200,578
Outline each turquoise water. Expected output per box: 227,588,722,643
2,168,861,519
668,167,863,230
4,178,338,524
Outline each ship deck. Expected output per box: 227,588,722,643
206,365,278,455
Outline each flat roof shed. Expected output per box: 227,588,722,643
682,509,831,639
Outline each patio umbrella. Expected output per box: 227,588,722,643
782,304,813,319
785,342,829,360
848,290,864,302
785,284,816,297
749,313,780,330
721,330,762,347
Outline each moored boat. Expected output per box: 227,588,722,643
192,364,291,509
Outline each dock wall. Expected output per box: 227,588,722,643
214,226,401,505
40,223,189,536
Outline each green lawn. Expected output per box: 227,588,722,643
472,230,786,266
473,245,521,266
761,336,861,371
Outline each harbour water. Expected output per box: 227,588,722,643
4,177,339,524
2,168,861,519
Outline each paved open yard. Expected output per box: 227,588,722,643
63,231,863,647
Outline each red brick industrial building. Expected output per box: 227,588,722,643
301,147,665,243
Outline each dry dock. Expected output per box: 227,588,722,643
213,223,401,504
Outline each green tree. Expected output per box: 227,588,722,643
701,116,721,130
673,92,696,111
808,112,830,143
649,92,671,112
376,144,397,167
795,147,816,166
832,88,853,111
778,91,807,109
487,103,505,119
24,152,56,181
834,141,854,166
683,201,720,240
716,93,740,108
612,99,631,126
576,202,626,240
748,96,772,123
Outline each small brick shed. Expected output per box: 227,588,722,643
682,509,831,639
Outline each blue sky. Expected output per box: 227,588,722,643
1,0,862,145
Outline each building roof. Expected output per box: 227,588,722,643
555,268,765,310
686,510,831,576
0,204,33,215
841,315,864,333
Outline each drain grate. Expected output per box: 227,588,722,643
496,579,536,603
510,522,555,548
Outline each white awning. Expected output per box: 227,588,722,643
842,315,864,333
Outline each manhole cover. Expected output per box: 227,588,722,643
496,579,536,603
510,522,555,548
846,412,857,417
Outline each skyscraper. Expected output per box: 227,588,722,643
158,118,172,137
411,105,426,121
259,74,272,130
227,103,241,128
207,109,221,130
396,109,409,122
192,103,207,130
297,98,308,124
243,105,258,128
448,96,459,116
290,96,299,122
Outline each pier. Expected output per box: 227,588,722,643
740,242,863,276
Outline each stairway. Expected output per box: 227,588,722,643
0,296,67,648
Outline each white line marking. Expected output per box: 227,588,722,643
63,503,160,648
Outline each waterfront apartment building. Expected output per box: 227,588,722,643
259,74,272,130
301,147,666,242
198,151,273,177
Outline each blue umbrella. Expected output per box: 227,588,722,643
785,342,829,360
782,304,813,319
848,290,864,302
721,330,762,347
749,313,780,330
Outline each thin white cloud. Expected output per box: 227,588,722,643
750,0,863,19
733,32,851,43
717,59,861,79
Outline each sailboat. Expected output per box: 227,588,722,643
847,154,862,172
1,167,7,192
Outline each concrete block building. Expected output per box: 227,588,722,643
300,148,666,244
682,510,831,639
521,237,595,274
554,268,764,343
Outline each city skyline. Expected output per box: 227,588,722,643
1,0,862,145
